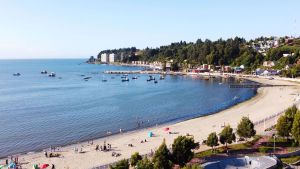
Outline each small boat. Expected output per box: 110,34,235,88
83,77,92,80
132,76,138,80
122,77,129,82
102,79,107,82
159,75,165,80
233,96,239,100
204,77,209,80
147,79,151,82
41,70,47,74
13,73,21,76
48,72,56,77
154,80,158,84
219,83,223,85
149,75,155,81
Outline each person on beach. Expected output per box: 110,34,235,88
51,164,55,169
44,151,48,158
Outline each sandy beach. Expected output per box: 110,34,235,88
3,77,300,169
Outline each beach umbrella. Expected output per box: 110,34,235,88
33,164,40,169
39,164,49,169
8,163,16,169
164,127,170,131
148,131,153,137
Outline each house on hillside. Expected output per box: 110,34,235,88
263,61,276,68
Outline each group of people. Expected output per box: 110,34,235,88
95,143,112,152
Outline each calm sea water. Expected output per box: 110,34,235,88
0,59,256,157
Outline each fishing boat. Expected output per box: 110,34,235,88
121,77,129,82
132,76,138,80
48,72,56,77
13,73,21,76
154,80,158,84
159,75,165,80
41,70,47,74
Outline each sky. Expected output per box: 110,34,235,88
0,0,299,59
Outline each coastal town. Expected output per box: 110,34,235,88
1,1,300,169
88,36,300,79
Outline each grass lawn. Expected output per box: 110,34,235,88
280,155,300,164
194,135,262,158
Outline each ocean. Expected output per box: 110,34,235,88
0,59,256,157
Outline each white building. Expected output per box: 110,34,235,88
263,61,276,68
109,53,115,63
101,53,108,63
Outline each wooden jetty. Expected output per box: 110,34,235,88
104,70,186,75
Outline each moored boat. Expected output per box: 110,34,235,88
48,72,56,77
13,73,21,76
41,70,47,74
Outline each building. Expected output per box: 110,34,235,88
263,61,276,68
101,53,108,63
165,62,171,71
109,53,115,63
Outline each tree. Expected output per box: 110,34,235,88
276,115,292,139
206,132,219,151
291,112,300,143
110,159,129,169
237,117,256,140
152,140,173,169
171,136,199,166
130,152,142,167
219,125,235,151
136,157,154,169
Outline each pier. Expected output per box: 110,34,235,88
104,70,186,75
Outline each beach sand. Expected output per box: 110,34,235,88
6,77,300,169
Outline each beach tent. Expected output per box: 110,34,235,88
39,164,49,169
148,131,153,137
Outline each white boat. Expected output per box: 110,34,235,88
41,70,47,74
48,72,56,77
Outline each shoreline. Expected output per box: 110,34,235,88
3,77,300,169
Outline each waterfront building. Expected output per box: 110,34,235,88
101,53,109,63
109,53,115,63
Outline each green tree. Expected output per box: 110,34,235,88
291,112,300,143
206,132,219,151
237,117,256,140
171,136,199,166
136,157,154,169
152,140,173,169
276,115,291,139
130,152,142,167
110,159,129,169
219,125,235,151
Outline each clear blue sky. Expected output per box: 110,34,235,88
0,0,299,59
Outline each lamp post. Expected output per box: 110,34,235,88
273,134,276,154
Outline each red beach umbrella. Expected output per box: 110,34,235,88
39,164,49,169
164,127,170,131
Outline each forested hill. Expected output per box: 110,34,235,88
97,37,300,70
